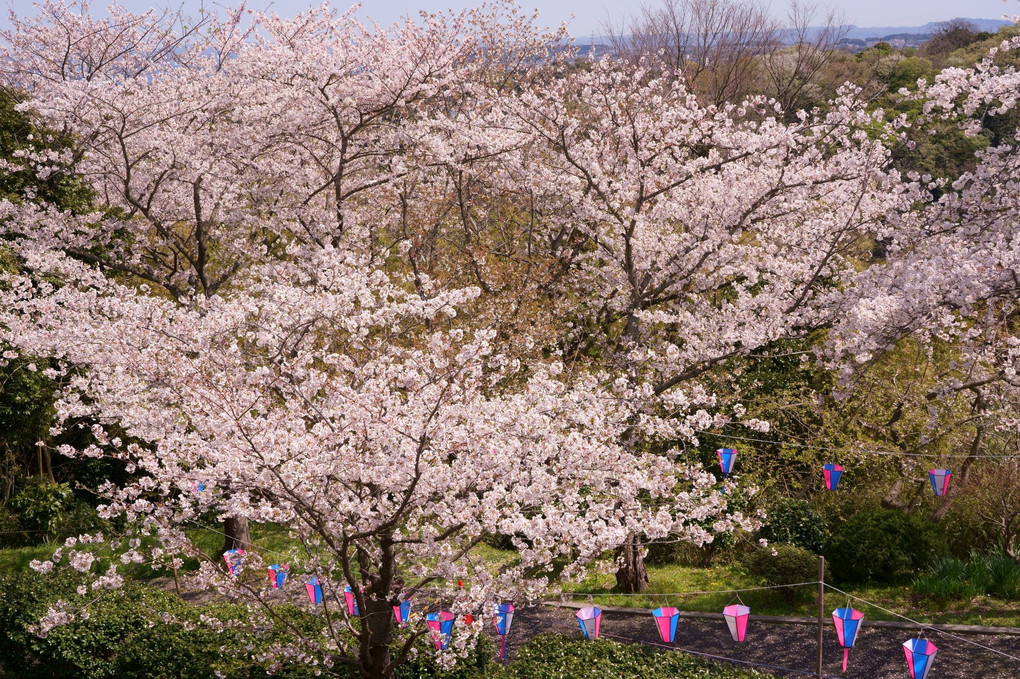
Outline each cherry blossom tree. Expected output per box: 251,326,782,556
827,18,1020,514
476,57,921,588
0,2,748,676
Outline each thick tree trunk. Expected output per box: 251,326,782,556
359,595,396,679
221,516,251,555
615,534,649,593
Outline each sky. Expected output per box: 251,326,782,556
2,0,1017,39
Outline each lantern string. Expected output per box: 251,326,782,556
824,583,1020,663
695,429,1020,459
557,581,820,597
547,620,846,678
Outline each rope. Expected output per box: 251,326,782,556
823,583,1020,663
545,619,845,678
696,429,1020,459
559,581,819,598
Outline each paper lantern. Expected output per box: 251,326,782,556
267,563,289,589
494,603,514,659
344,586,359,616
305,576,322,605
903,637,939,679
651,606,680,643
832,607,864,672
393,599,411,628
723,603,750,642
575,605,602,640
823,464,844,491
928,469,951,497
717,448,737,478
223,549,245,576
426,611,455,650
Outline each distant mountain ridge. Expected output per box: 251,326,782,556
583,17,1014,47
841,18,1013,40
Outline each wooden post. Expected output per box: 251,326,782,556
817,555,825,677
37,441,45,479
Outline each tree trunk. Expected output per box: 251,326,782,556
221,516,251,555
615,534,649,593
359,595,397,679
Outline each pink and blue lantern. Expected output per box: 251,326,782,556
494,603,514,659
305,576,322,605
426,611,455,650
903,637,939,679
651,607,680,643
223,549,245,576
193,482,206,492
393,599,412,628
823,464,844,491
267,563,289,589
832,607,864,672
723,604,750,642
928,469,951,497
344,586,359,616
576,605,602,640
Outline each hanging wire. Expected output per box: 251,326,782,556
546,619,845,678
695,429,1020,459
556,581,818,598
824,583,1020,663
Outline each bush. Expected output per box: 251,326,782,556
744,543,819,603
757,499,826,554
8,479,72,538
501,634,764,679
396,636,496,679
1,479,107,548
824,509,947,583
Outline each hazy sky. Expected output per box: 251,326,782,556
2,0,1016,38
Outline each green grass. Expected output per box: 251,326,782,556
548,557,1020,628
0,543,56,572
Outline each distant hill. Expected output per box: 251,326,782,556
841,18,1012,40
580,18,1015,56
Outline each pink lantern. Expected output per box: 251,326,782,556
426,610,455,650
823,463,844,491
344,586,359,616
222,549,245,576
575,605,602,640
832,607,864,672
651,606,679,643
928,469,951,497
393,599,411,628
723,603,750,642
305,576,322,605
903,637,938,679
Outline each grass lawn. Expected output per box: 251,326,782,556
556,560,1020,628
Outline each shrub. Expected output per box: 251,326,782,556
1,479,107,548
8,479,73,539
757,499,826,554
744,543,819,603
824,509,947,583
501,634,764,679
396,636,496,679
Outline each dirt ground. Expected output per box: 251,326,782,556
504,605,1020,678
